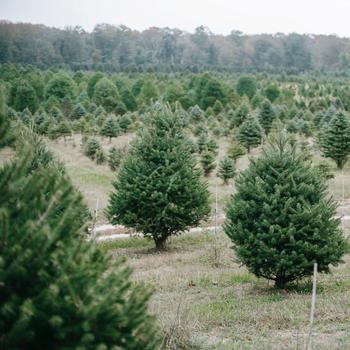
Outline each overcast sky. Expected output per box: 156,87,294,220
1,0,350,37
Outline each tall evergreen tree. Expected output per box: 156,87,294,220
259,99,275,134
108,146,122,171
232,102,249,127
319,111,350,169
93,78,120,112
225,130,348,289
236,76,257,99
200,150,216,176
106,105,210,250
0,112,159,349
237,113,263,152
14,80,38,113
45,73,76,101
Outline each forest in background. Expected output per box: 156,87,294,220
1,20,350,73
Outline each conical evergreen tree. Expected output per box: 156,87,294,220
259,99,275,134
217,157,236,184
100,116,120,142
319,111,350,169
0,112,159,349
70,102,86,119
237,113,263,152
232,102,249,127
106,105,210,250
228,140,246,164
225,130,348,289
56,120,72,141
200,150,216,176
108,146,122,171
84,137,101,159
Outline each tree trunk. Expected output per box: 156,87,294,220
274,276,286,289
154,236,167,251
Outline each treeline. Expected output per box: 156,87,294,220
1,21,350,73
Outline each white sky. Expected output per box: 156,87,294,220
1,0,350,37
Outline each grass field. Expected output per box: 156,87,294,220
2,133,350,349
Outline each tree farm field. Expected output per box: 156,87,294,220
44,133,350,350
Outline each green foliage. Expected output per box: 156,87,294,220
233,102,249,127
120,87,137,111
236,76,256,99
95,148,106,164
93,77,120,112
56,120,72,140
70,103,86,119
319,111,350,169
14,80,38,113
84,137,102,159
0,112,159,349
314,160,335,181
139,80,158,104
228,141,246,164
106,105,210,249
87,72,104,98
200,150,216,176
45,72,76,101
264,84,280,102
237,113,263,152
225,130,348,289
100,116,120,141
108,146,122,171
259,99,275,134
198,76,226,110
217,157,236,184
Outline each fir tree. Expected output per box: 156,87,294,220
225,130,348,289
212,99,224,115
56,120,72,141
45,72,76,101
207,139,219,155
217,157,236,184
84,137,101,159
201,150,216,176
236,76,257,99
118,113,132,132
93,77,120,112
233,102,249,127
108,146,122,171
197,133,208,153
319,111,350,169
237,113,263,152
314,160,335,181
100,116,120,142
106,105,210,250
14,80,38,113
95,148,106,164
0,112,159,349
259,99,275,134
228,140,246,164
70,102,86,119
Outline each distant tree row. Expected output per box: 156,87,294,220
2,21,350,73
